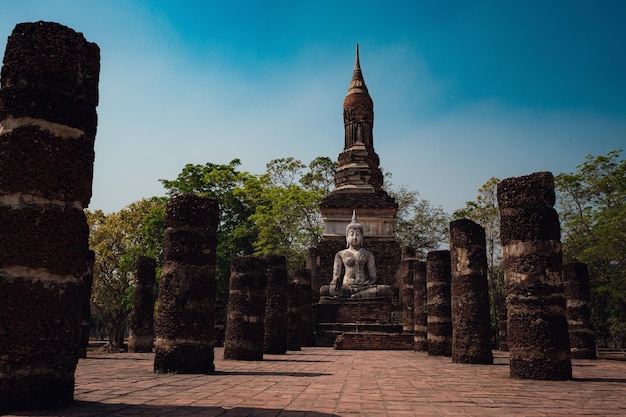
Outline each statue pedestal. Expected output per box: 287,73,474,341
314,297,406,347
334,332,414,350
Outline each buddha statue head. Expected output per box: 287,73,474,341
345,211,364,249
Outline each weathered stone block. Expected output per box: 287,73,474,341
0,126,95,205
334,332,414,350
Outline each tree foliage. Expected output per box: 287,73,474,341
386,180,450,259
249,157,335,271
555,149,626,344
159,157,336,294
86,197,167,350
90,155,450,345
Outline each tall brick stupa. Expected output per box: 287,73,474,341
314,45,401,296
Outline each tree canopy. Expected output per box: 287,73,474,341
86,196,167,349
389,183,450,259
88,155,454,347
159,156,336,296
455,151,626,347
555,149,626,344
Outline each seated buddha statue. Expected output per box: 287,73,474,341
320,212,392,299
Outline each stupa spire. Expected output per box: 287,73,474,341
347,44,369,96
337,45,382,191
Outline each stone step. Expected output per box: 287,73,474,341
334,332,414,350
314,322,407,347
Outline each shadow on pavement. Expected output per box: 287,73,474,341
213,370,330,377
6,401,337,417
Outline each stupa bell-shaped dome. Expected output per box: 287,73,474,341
343,44,373,111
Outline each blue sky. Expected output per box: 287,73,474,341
1,0,625,214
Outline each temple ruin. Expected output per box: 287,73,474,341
0,22,609,413
313,45,405,349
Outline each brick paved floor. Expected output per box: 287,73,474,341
6,348,626,417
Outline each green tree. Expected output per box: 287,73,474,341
248,157,335,272
453,177,505,338
386,181,450,259
555,150,626,346
161,157,336,283
86,197,167,350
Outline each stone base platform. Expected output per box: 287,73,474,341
316,297,399,322
314,297,404,347
315,322,403,347
334,331,414,350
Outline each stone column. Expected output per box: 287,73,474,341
399,247,415,333
498,171,571,380
213,299,227,347
292,268,314,347
0,21,99,412
287,284,302,351
78,250,95,358
306,246,321,301
563,262,597,359
128,256,157,353
426,250,452,356
263,255,288,355
224,256,268,360
413,261,428,352
450,219,493,364
154,194,218,374
498,307,509,351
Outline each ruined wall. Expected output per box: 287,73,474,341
0,21,99,412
